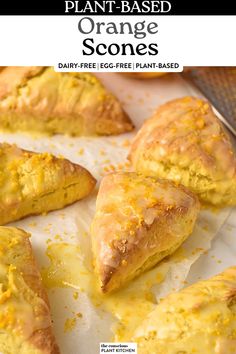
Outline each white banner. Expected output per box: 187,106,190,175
0,15,235,69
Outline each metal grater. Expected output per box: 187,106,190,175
181,67,236,137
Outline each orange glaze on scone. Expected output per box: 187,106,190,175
91,172,199,293
129,96,236,206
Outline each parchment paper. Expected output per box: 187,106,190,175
0,73,234,354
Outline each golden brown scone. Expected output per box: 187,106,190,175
0,226,59,353
0,67,134,136
0,143,96,225
91,172,199,293
122,72,167,79
132,267,236,354
129,96,236,206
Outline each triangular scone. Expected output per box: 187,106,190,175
129,96,236,206
0,67,134,136
0,143,96,225
91,172,199,293
0,227,59,353
132,267,236,354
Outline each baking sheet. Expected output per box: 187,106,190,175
0,73,234,354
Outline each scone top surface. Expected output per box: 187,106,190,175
0,226,59,353
129,96,236,206
0,66,134,136
91,172,199,293
0,143,96,225
133,266,236,354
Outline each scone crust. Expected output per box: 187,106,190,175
133,267,236,354
0,143,96,225
0,227,59,353
129,96,236,206
0,66,134,136
91,172,199,293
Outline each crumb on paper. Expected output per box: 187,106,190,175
211,255,222,264
202,224,210,232
127,94,133,100
43,223,53,233
102,159,111,164
43,227,51,234
145,292,155,302
64,317,76,332
138,98,145,105
54,234,63,241
156,272,165,283
191,247,204,256
121,139,131,148
78,148,84,156
181,280,189,285
110,140,118,147
103,164,116,172
72,311,83,318
28,221,37,227
73,291,79,300
99,149,106,156
102,161,131,174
